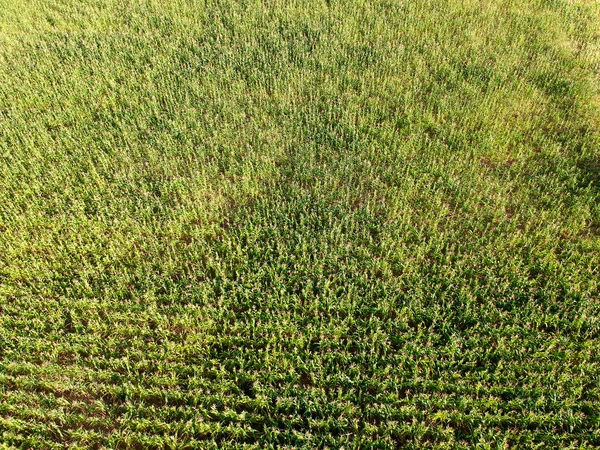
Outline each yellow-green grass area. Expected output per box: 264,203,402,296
1,0,599,448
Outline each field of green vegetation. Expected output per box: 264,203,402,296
1,0,599,447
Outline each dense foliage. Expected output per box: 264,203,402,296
1,0,599,447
